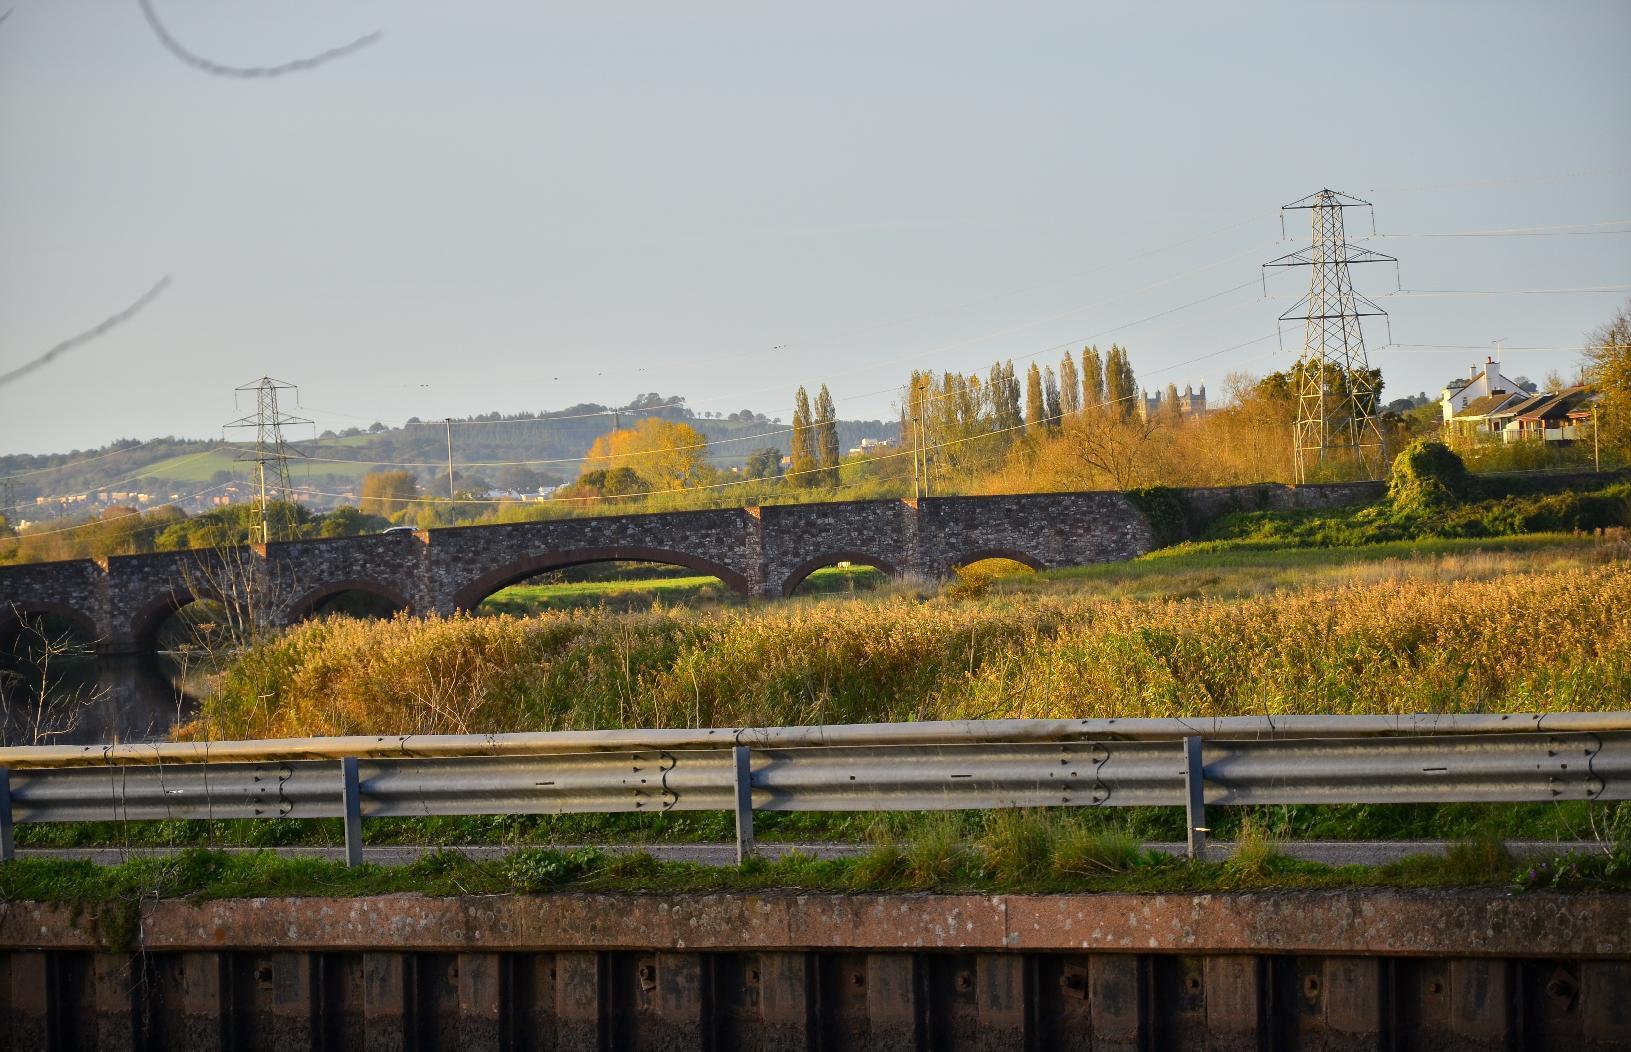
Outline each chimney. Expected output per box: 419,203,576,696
1469,364,1478,381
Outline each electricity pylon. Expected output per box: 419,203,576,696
1263,190,1397,482
224,377,311,544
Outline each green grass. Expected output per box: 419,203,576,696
4,836,1627,944
479,565,886,613
1012,533,1605,601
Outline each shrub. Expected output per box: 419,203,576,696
1388,440,1470,516
1125,486,1195,546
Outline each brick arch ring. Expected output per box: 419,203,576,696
949,548,1045,572
282,580,414,625
779,552,897,598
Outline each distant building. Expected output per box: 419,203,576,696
1446,380,1599,446
1440,358,1532,422
1137,384,1207,421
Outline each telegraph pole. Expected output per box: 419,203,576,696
224,378,311,544
1263,189,1397,482
444,418,455,499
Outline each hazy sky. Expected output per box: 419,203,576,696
2,0,1629,458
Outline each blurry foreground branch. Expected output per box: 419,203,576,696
0,275,171,389
137,0,380,78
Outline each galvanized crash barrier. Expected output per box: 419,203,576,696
0,713,1627,866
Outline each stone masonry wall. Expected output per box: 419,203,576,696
0,480,1388,653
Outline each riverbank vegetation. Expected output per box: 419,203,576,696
183,533,1631,742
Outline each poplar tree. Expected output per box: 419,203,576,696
1163,382,1183,424
1058,351,1080,416
1024,363,1045,432
1105,345,1138,420
989,361,1022,432
1080,346,1106,415
790,386,817,486
814,384,840,486
1043,366,1062,430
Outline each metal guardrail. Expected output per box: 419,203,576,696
1,724,1626,865
5,711,1631,769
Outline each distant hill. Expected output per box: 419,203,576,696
1,394,896,518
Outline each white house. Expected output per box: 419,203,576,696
1440,357,1532,423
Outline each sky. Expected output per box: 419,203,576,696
2,0,1629,458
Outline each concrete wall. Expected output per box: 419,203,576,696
2,891,1628,1051
0,482,1377,654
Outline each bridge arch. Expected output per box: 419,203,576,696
948,548,1045,573
0,601,100,652
778,552,897,598
127,587,249,654
451,546,751,610
283,580,413,625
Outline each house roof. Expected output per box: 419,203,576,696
1453,392,1521,419
1489,392,1551,423
1517,386,1593,423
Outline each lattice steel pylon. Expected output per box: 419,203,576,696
224,377,311,544
1263,190,1398,482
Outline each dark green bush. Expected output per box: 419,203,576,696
1388,440,1471,516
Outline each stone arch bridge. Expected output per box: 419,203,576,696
0,492,1165,654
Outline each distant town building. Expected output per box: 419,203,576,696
1137,384,1207,422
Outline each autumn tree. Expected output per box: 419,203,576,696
1583,299,1631,454
814,384,841,486
1080,345,1106,415
1058,351,1080,416
581,417,709,491
988,361,1023,432
1024,363,1045,432
1105,345,1137,420
1043,366,1062,430
790,387,818,486
1163,382,1183,425
360,471,420,517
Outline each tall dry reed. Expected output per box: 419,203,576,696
185,563,1631,740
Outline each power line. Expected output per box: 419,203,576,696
1384,285,1631,298
0,450,224,517
3,482,237,543
0,435,186,482
287,332,1283,509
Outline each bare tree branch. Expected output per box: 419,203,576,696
136,0,381,78
0,275,172,388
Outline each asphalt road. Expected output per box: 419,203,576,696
14,839,1599,867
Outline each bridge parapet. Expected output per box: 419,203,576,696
0,486,1289,655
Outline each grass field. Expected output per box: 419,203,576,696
479,564,886,613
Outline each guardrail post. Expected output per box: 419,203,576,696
342,756,363,867
1184,736,1207,861
733,745,755,864
0,766,13,862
